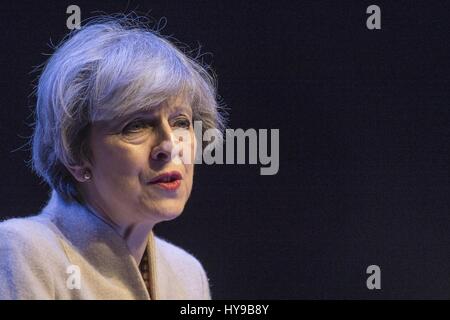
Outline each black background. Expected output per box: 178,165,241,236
0,0,449,299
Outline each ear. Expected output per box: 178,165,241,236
66,164,91,183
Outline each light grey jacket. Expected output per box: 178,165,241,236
0,190,211,300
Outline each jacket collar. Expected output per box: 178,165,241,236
40,190,158,299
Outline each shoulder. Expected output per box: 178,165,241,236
0,213,64,267
154,236,204,269
0,215,59,299
154,235,212,299
0,214,59,251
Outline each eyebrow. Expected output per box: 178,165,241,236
97,104,193,133
114,105,192,125
173,105,193,117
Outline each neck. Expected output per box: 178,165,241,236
80,192,155,265
117,221,154,264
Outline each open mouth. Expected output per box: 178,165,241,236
148,171,182,190
155,176,178,183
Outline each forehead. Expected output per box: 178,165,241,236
142,96,192,116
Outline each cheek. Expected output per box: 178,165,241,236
183,164,194,199
91,138,148,179
182,135,195,191
174,128,197,164
189,130,197,163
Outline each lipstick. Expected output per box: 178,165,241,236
148,171,182,191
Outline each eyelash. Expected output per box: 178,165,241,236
173,118,191,129
122,117,191,134
122,120,151,134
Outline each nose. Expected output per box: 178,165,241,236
151,140,173,162
150,123,174,162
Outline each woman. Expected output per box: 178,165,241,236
0,15,225,299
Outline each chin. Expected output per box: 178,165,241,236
156,209,184,222
145,201,185,222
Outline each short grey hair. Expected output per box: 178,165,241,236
31,14,227,202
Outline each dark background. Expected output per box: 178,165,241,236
1,0,449,299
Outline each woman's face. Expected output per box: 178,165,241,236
80,96,196,226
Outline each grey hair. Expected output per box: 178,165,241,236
31,14,227,202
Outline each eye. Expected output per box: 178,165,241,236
122,119,151,134
173,117,191,129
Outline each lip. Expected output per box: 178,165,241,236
148,171,183,191
152,180,181,191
